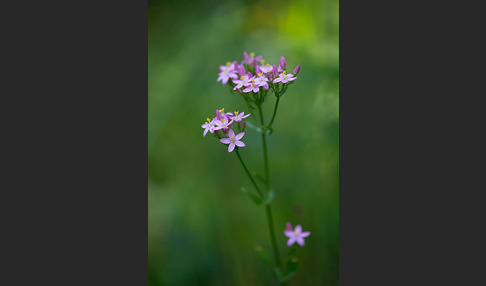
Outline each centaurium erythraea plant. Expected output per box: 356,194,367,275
205,52,306,285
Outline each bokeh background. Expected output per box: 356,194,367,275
148,0,338,285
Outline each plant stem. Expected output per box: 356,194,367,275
267,96,280,129
257,105,270,191
235,149,264,198
257,104,285,286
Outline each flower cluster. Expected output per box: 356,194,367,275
201,108,250,152
217,52,300,104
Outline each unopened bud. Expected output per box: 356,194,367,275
294,65,301,75
280,56,286,70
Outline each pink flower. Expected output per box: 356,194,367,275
219,129,245,152
232,74,252,90
243,78,260,93
284,223,311,247
227,111,251,122
260,64,273,74
255,73,269,90
272,71,297,84
201,117,220,137
218,65,238,85
243,52,262,65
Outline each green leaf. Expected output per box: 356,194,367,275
241,187,263,206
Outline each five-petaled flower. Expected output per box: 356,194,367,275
227,111,251,122
220,129,245,152
284,223,311,247
273,71,297,84
201,117,220,137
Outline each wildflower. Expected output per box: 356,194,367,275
255,73,269,90
284,223,311,247
218,65,238,85
219,129,245,152
232,74,252,90
243,52,262,65
214,111,232,130
201,117,220,137
272,71,297,84
243,78,260,93
260,64,273,74
227,111,251,122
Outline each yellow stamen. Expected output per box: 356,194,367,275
240,76,245,80
258,73,263,77
283,70,286,74
234,111,239,116
266,64,271,67
260,59,264,64
226,61,231,66
250,52,255,57
207,118,210,122
219,108,224,113
221,118,226,123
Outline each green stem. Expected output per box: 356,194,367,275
235,149,264,198
267,96,280,129
257,104,285,286
257,105,270,191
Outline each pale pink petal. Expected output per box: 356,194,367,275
295,225,302,234
235,141,245,147
241,113,251,119
287,237,296,247
301,231,311,238
203,128,208,137
234,132,245,140
222,77,228,85
243,87,253,93
296,237,305,246
273,78,282,83
220,138,231,144
284,230,294,237
228,142,235,152
228,129,235,137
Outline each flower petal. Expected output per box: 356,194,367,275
220,138,231,144
234,132,245,140
296,237,305,246
203,128,208,137
287,237,296,247
295,225,302,234
301,231,311,238
228,129,235,137
228,142,235,152
284,230,294,237
235,141,245,147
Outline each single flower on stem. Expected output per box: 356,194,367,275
218,65,238,85
284,223,311,247
220,129,245,152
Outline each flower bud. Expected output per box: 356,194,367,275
272,64,278,75
243,52,251,64
242,121,246,130
233,61,238,71
280,56,286,70
236,88,242,93
286,222,292,231
294,65,301,75
238,64,246,76
252,58,257,67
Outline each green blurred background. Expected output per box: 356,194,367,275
148,0,338,285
